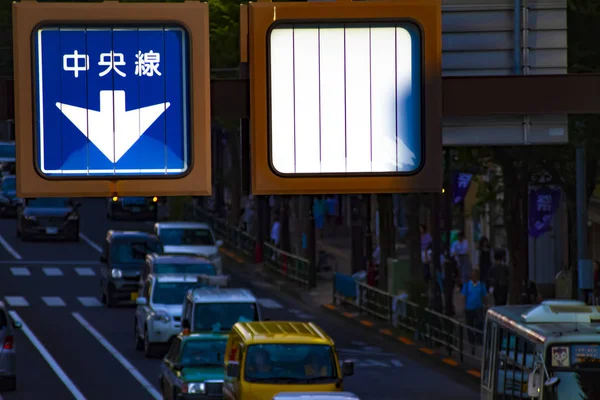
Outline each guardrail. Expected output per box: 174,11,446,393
189,206,312,288
263,242,310,287
332,272,483,364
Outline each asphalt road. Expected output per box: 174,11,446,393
0,198,479,400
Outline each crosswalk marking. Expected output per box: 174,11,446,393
42,296,66,307
4,296,29,307
258,298,284,309
77,297,102,307
74,267,95,276
288,309,314,320
43,267,63,276
390,359,403,367
10,267,31,276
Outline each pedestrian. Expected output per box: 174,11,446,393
422,242,432,283
461,269,488,346
488,251,509,306
420,224,432,251
451,231,472,285
478,236,491,284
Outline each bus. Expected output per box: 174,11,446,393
481,300,600,399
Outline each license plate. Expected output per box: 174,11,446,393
132,207,141,212
131,292,138,301
46,227,58,235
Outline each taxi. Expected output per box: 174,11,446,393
223,321,354,400
159,331,228,399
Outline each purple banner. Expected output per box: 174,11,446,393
529,187,561,238
452,172,473,204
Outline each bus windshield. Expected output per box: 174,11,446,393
545,344,600,399
545,371,600,399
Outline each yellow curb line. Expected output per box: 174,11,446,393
419,348,435,355
380,329,393,336
443,358,459,367
342,312,355,318
467,369,481,378
360,320,374,327
398,336,414,345
323,304,337,310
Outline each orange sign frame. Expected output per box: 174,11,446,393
12,1,211,198
248,0,442,195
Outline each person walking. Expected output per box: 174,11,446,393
478,236,492,284
451,231,472,285
488,251,509,306
461,269,488,347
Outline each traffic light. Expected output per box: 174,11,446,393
247,0,442,195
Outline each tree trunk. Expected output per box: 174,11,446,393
406,193,422,279
377,194,395,291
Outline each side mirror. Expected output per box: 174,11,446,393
226,362,240,378
13,321,22,329
136,297,147,305
527,365,543,398
216,240,224,248
341,360,354,377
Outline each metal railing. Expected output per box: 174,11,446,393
263,242,310,287
332,272,483,364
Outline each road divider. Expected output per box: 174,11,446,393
9,310,86,400
72,312,162,400
0,234,22,260
79,233,102,253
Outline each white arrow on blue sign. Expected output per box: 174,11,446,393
34,26,190,178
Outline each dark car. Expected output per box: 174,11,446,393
99,230,164,307
107,196,159,221
0,175,22,218
16,197,81,241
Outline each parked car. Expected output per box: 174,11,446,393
0,300,22,392
99,230,164,307
16,197,81,241
0,175,22,218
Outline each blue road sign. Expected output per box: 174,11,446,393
34,26,191,178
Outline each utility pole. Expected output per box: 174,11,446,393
576,144,593,301
307,195,317,289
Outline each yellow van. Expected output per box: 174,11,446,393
223,321,354,400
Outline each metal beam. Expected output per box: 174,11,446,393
4,74,600,120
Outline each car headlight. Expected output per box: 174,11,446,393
152,311,171,323
68,214,79,220
185,382,205,394
24,215,36,220
110,268,123,279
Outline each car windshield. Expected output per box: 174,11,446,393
154,263,216,276
159,228,215,246
1,178,15,191
244,344,337,383
193,302,258,332
180,339,227,367
27,198,69,208
110,240,163,265
152,282,197,304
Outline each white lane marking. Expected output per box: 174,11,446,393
72,312,161,400
79,233,102,253
0,234,22,260
4,296,29,307
361,359,391,367
9,311,87,400
42,296,66,307
288,309,314,320
337,348,395,356
74,267,95,276
43,267,64,276
10,267,31,276
351,340,367,346
77,297,103,307
390,359,404,367
251,280,274,289
257,298,284,309
0,260,100,265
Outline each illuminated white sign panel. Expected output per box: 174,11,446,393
268,22,422,175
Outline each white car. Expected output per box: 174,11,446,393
134,274,200,357
273,394,360,400
154,222,223,274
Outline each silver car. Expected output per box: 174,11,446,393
273,393,360,400
0,301,21,391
